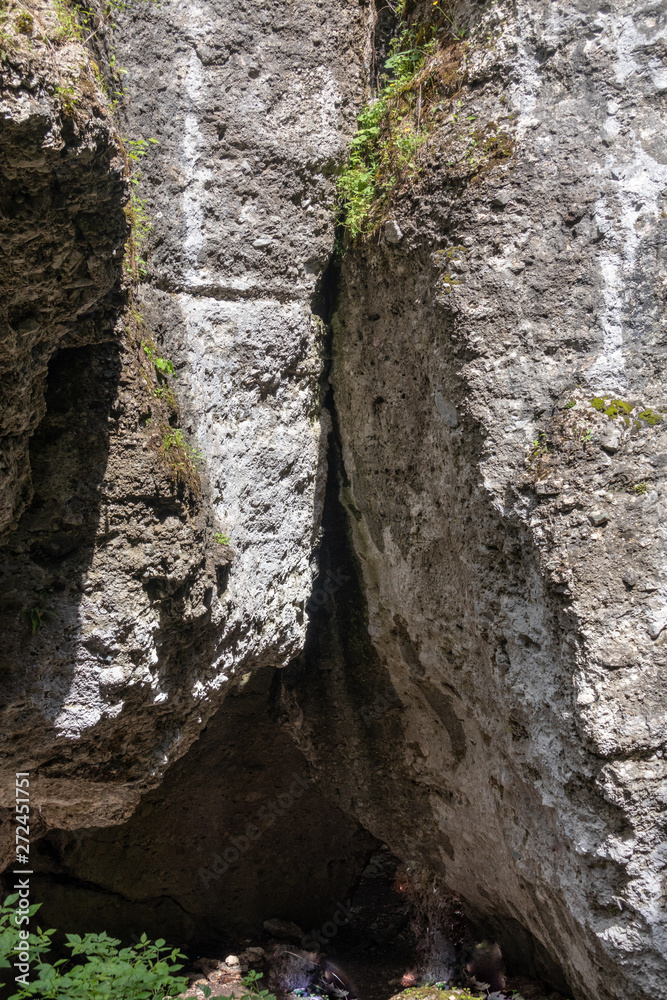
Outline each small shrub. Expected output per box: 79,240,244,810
214,531,230,546
0,894,188,999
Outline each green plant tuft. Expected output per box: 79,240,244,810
142,339,176,376
160,427,203,491
337,25,435,238
28,603,51,635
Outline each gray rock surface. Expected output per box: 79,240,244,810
284,2,667,999
0,0,370,859
0,4,126,540
2,1,667,998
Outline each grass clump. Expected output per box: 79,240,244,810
160,427,203,492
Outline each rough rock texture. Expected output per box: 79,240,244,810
0,0,370,862
0,0,379,946
111,0,373,686
0,1,227,864
0,0,126,540
283,2,667,999
2,1,667,999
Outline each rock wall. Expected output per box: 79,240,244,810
284,2,667,999
2,1,667,999
0,0,370,861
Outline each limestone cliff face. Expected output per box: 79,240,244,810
284,2,667,998
0,0,370,860
2,1,667,999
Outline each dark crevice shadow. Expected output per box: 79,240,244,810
0,342,121,758
26,665,377,952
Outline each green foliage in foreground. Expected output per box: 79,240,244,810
0,894,187,999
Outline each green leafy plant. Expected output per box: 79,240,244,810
121,136,159,281
53,0,83,41
214,531,230,546
142,340,176,376
336,0,504,240
529,431,548,460
53,83,78,114
0,894,188,999
337,26,434,238
28,601,51,635
124,179,152,280
153,384,177,408
631,481,648,495
124,136,159,162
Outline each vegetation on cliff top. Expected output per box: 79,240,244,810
337,0,513,239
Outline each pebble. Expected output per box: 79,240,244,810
384,219,403,244
492,188,512,207
599,427,621,453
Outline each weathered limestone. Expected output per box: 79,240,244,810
0,0,370,857
2,2,666,999
284,2,667,998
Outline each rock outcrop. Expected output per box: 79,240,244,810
2,1,667,999
284,2,667,998
0,0,370,862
